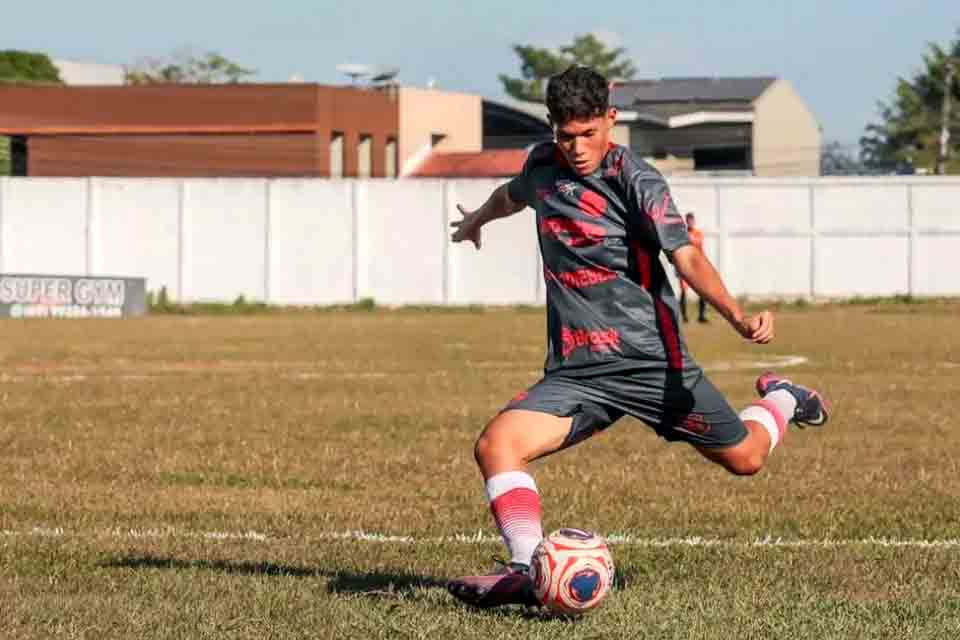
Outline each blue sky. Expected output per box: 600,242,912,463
2,1,956,147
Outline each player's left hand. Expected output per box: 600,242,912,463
737,311,774,344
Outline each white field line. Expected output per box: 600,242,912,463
0,355,810,384
2,527,960,549
703,355,808,372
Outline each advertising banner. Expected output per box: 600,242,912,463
0,274,147,318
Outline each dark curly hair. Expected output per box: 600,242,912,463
546,65,610,126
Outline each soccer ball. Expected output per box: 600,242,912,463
528,528,615,615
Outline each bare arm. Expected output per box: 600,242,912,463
450,184,527,249
671,244,774,344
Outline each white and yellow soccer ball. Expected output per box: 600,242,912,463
528,528,615,615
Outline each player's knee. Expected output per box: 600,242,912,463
473,432,500,466
723,454,765,476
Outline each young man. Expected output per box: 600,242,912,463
447,66,829,609
679,212,708,323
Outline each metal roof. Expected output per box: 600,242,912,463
611,77,777,106
410,149,528,178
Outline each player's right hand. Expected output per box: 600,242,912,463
736,311,774,344
450,204,483,249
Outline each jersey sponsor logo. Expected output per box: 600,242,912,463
540,217,606,247
547,266,617,289
561,327,621,357
577,190,607,218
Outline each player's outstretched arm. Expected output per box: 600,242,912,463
671,244,774,344
450,184,527,250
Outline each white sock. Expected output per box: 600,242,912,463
765,389,798,419
740,394,792,454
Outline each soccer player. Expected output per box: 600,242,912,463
679,212,708,323
446,66,829,609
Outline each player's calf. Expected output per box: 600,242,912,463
697,432,768,476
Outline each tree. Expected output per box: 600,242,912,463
0,50,63,84
499,33,636,102
0,50,63,175
860,30,960,174
820,141,868,176
125,51,255,85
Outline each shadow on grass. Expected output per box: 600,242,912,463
101,555,445,598
102,555,642,612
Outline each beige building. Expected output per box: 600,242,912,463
398,87,482,176
611,77,821,176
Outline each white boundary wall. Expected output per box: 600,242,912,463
0,176,958,304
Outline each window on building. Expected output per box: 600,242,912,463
693,146,750,172
385,138,397,178
330,132,344,178
357,134,372,178
10,136,28,177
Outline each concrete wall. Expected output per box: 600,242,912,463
0,176,958,304
752,80,821,177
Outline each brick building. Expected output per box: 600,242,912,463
0,83,481,178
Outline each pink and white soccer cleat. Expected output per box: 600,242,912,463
756,372,830,427
447,562,540,609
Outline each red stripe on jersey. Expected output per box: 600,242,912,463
540,217,606,247
577,190,607,218
634,242,682,369
655,298,683,370
633,244,652,289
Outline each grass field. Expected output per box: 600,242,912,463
3,302,960,638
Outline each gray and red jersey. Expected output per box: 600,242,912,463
507,142,693,376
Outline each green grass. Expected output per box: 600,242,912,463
0,135,10,176
2,304,960,638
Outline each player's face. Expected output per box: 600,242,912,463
554,108,617,176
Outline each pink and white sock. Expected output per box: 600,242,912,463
739,389,796,453
485,471,543,567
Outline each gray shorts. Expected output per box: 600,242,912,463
504,365,747,450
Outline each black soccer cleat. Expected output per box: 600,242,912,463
756,372,830,427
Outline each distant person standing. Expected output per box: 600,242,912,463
679,213,708,323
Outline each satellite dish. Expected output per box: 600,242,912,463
370,67,400,85
336,63,374,84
